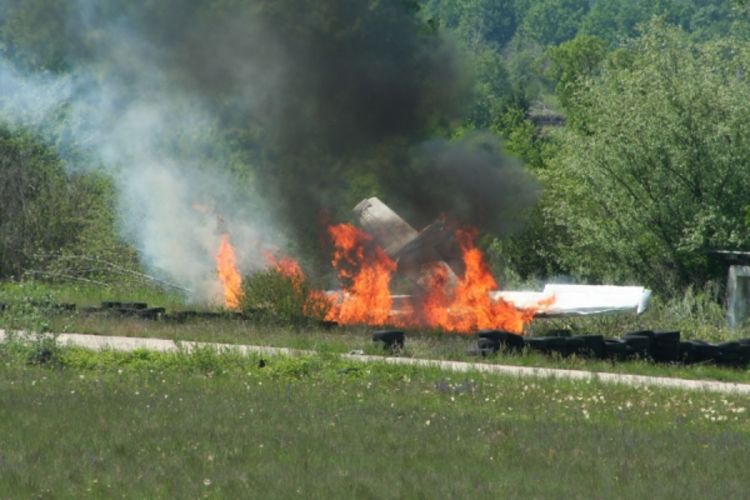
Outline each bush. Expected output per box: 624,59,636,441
0,125,136,282
239,268,330,326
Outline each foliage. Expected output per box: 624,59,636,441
540,21,750,292
2,0,750,301
421,0,517,49
465,44,514,129
579,0,736,43
239,269,330,325
0,0,87,71
497,105,545,169
0,125,136,282
545,34,607,125
517,0,590,46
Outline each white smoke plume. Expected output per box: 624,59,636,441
0,0,539,302
0,14,279,304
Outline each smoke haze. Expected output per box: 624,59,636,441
0,0,538,301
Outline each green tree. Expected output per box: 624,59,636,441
466,44,514,128
0,0,91,71
545,34,607,127
517,0,589,46
422,0,517,49
542,21,750,292
0,126,133,280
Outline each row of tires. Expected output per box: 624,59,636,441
476,330,750,367
85,302,250,321
0,301,75,312
0,300,250,322
5,302,749,367
1,300,341,326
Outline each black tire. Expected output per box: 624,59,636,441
476,330,524,352
603,339,628,360
624,330,655,340
679,341,717,364
372,330,405,349
542,329,572,337
623,335,652,359
138,307,165,320
122,302,148,310
114,307,140,317
477,338,500,355
571,335,605,358
652,331,681,363
525,337,568,356
653,331,680,345
563,337,586,357
716,342,743,366
737,345,750,366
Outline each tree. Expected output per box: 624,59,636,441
466,44,514,128
517,0,589,46
541,21,750,292
422,0,517,49
545,34,607,127
0,126,131,279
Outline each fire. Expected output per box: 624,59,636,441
211,221,550,332
326,223,397,325
264,252,305,288
320,224,549,333
215,233,243,309
419,229,549,333
264,250,332,318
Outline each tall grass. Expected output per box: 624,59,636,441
531,284,744,342
1,344,750,498
0,279,187,310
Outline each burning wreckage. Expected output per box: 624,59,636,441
352,197,651,321
67,199,750,366
215,196,651,336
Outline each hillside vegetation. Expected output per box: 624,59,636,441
1,0,749,298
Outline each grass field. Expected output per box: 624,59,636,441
3,280,750,385
1,341,750,498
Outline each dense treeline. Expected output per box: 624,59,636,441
0,0,749,296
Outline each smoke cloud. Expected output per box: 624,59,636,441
392,133,540,233
0,0,538,301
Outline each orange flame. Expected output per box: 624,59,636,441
216,233,243,309
419,229,550,333
264,252,305,289
218,223,550,332
326,223,397,325
263,251,331,318
320,224,550,333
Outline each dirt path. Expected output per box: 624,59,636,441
2,329,750,395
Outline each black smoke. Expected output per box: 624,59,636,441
390,133,539,234
3,0,539,275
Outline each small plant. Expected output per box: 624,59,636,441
239,268,330,326
25,334,61,368
0,294,55,333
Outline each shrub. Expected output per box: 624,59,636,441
239,268,330,326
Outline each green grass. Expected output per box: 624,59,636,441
0,280,187,311
5,311,750,384
1,343,750,498
3,280,750,385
